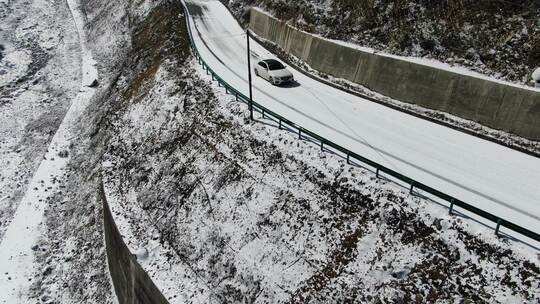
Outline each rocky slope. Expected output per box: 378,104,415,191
223,0,540,86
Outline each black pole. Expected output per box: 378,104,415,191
247,29,254,120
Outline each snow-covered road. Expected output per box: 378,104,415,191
185,0,540,244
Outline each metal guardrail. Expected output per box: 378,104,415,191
179,2,539,243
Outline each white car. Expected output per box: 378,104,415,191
254,59,294,85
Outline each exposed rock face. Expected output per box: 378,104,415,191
88,79,99,87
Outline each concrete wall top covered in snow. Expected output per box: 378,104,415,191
249,8,540,141
101,184,169,304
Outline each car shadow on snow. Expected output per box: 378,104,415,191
277,80,301,88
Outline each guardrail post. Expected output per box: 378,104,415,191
409,183,414,194
235,93,238,102
495,219,501,236
449,199,454,215
376,168,379,178
298,129,302,139
247,29,254,121
346,154,350,164
262,109,265,118
278,119,282,130
225,87,229,94
320,141,324,151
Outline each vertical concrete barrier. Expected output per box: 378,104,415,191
249,8,540,141
101,184,169,304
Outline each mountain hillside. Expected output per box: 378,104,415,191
1,0,539,302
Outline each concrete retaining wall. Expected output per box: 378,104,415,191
102,185,169,304
249,9,540,141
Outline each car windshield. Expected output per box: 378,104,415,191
265,60,285,71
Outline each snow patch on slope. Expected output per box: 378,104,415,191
0,47,31,86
